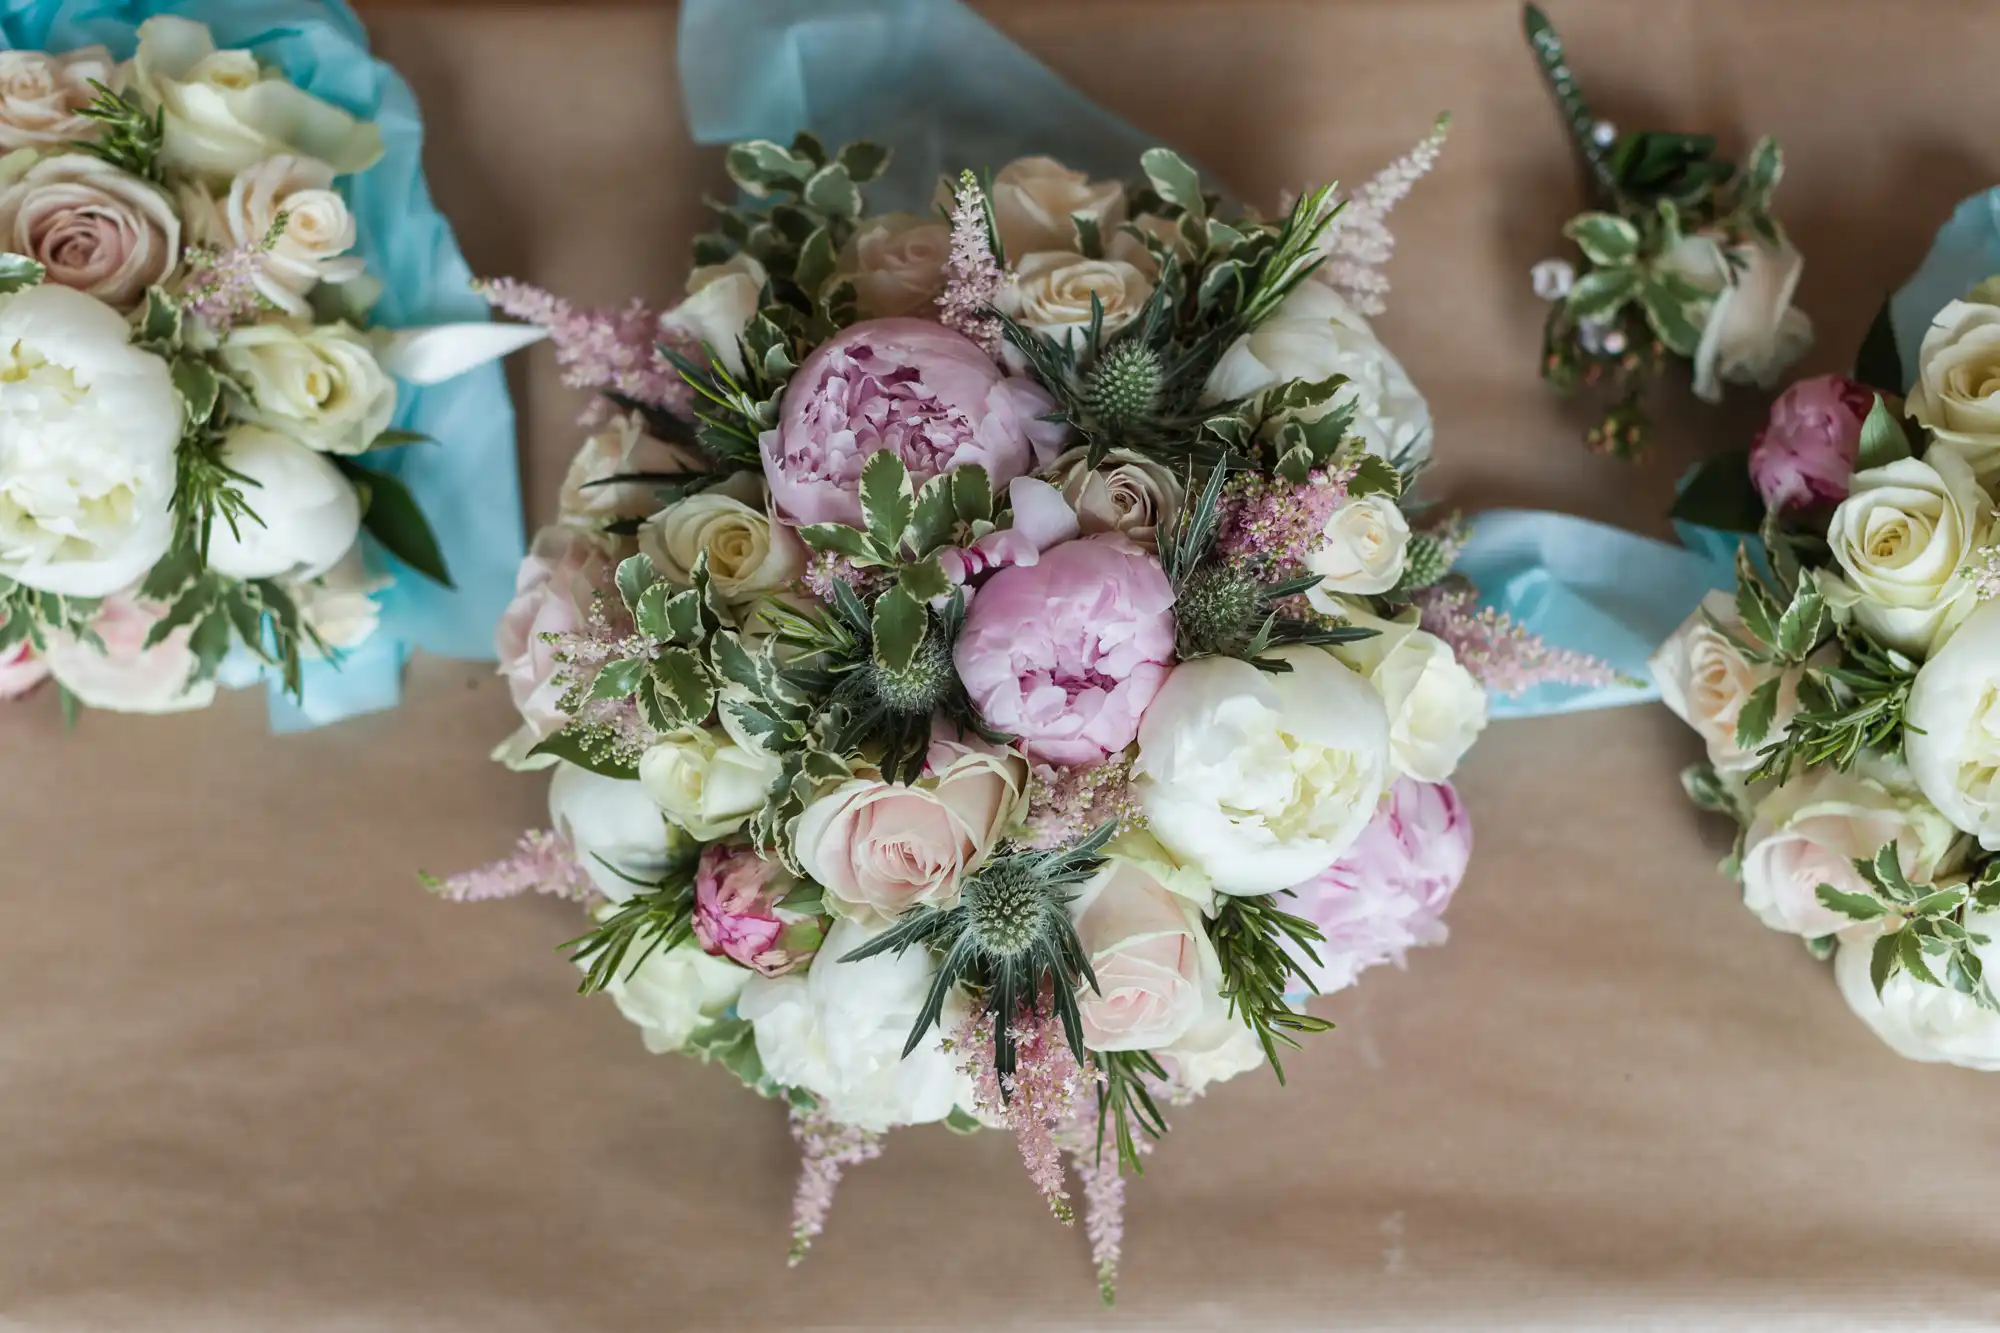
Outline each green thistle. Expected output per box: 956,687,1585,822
1172,563,1266,658
863,620,955,717
1080,341,1163,432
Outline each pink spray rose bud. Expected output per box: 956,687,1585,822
1284,778,1470,994
0,639,49,700
692,843,821,978
1748,374,1875,513
953,534,1176,766
759,317,1068,528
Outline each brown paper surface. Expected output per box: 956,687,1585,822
6,2,2000,1328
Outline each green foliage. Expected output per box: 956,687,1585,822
1208,891,1336,1083
685,1016,786,1098
1814,848,2000,1011
1093,1047,1169,1177
1853,298,1903,397
336,459,453,587
0,577,99,655
1856,393,1912,469
0,252,44,295
1522,4,1618,198
1669,448,1764,533
566,859,700,995
76,80,165,183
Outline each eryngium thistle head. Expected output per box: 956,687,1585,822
1174,563,1265,658
865,624,956,716
1081,341,1163,431
1396,530,1453,593
963,858,1048,958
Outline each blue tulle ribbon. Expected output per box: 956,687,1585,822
679,0,1733,719
0,0,522,730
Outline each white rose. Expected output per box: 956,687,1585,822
1158,992,1266,1095
837,213,950,318
129,16,382,184
1907,299,2000,488
1201,282,1432,465
1739,761,1962,938
203,425,361,581
548,762,678,902
0,283,179,596
1822,444,1992,657
638,724,780,841
40,593,216,714
1048,446,1183,551
638,472,805,611
1001,251,1153,344
598,938,747,1056
1649,590,1801,774
0,48,119,150
557,410,702,525
1135,645,1391,895
220,322,398,456
1905,601,2000,849
1835,910,2000,1070
737,915,973,1131
288,543,383,654
186,154,364,317
1069,832,1216,1052
0,152,181,312
1302,494,1410,599
1657,231,1813,404
659,253,767,377
1332,608,1488,783
988,155,1126,258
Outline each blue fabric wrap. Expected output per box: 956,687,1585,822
678,0,1736,718
1891,186,2000,391
0,0,523,730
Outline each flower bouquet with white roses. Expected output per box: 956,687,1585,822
1522,4,1811,458
1655,192,2000,1069
0,12,520,719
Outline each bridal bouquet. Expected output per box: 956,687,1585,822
1656,212,2000,1069
0,16,469,717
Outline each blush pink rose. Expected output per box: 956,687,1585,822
41,594,216,713
495,527,616,742
760,317,1067,528
0,154,181,312
0,640,48,699
1284,778,1469,993
1072,857,1207,1051
692,843,822,978
954,534,1176,766
1749,374,1874,513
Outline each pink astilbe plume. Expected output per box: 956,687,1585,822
1213,466,1356,580
948,1002,1089,1222
937,169,1004,355
424,829,594,904
1053,1113,1153,1305
1414,582,1624,697
1313,114,1451,317
787,1106,884,1265
541,595,661,767
179,210,293,330
479,278,698,421
1023,758,1144,850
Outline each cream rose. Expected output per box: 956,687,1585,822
1904,601,2000,849
557,410,702,525
1908,299,2000,487
638,472,805,611
837,213,950,318
0,283,179,596
599,937,748,1056
988,155,1126,258
638,723,781,842
1302,494,1410,600
1739,761,1961,938
1157,997,1266,1094
659,253,767,377
0,48,119,150
795,732,1028,920
1070,831,1217,1052
0,153,181,311
184,154,364,316
220,321,397,457
1835,909,2000,1070
548,763,680,902
1822,444,1992,657
1001,251,1153,344
1135,646,1391,895
203,426,362,581
1048,446,1183,552
1202,282,1432,464
1649,590,1801,774
289,543,383,655
129,16,382,184
1332,608,1489,783
1657,231,1813,404
40,593,216,714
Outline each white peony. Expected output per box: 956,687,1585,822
1157,990,1267,1095
659,253,767,377
1332,607,1488,783
1904,601,2000,849
1134,645,1390,895
1835,912,2000,1070
1908,299,2000,489
637,723,780,841
1656,231,1813,404
598,938,747,1056
1303,494,1410,599
1821,444,1991,658
219,322,398,457
1649,590,1800,774
547,762,677,902
0,282,180,596
1201,282,1432,465
203,426,361,581
737,915,973,1131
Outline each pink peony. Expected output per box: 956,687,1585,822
1748,374,1874,513
1284,778,1469,994
0,640,48,699
759,317,1067,527
495,526,616,742
953,535,1176,766
693,843,820,978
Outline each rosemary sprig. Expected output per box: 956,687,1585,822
1208,892,1335,1082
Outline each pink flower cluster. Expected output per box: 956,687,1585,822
1212,466,1354,578
950,1001,1089,1221
480,278,697,420
691,843,819,978
1748,374,1873,513
1414,582,1625,697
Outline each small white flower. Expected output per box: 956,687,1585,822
1530,258,1575,302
